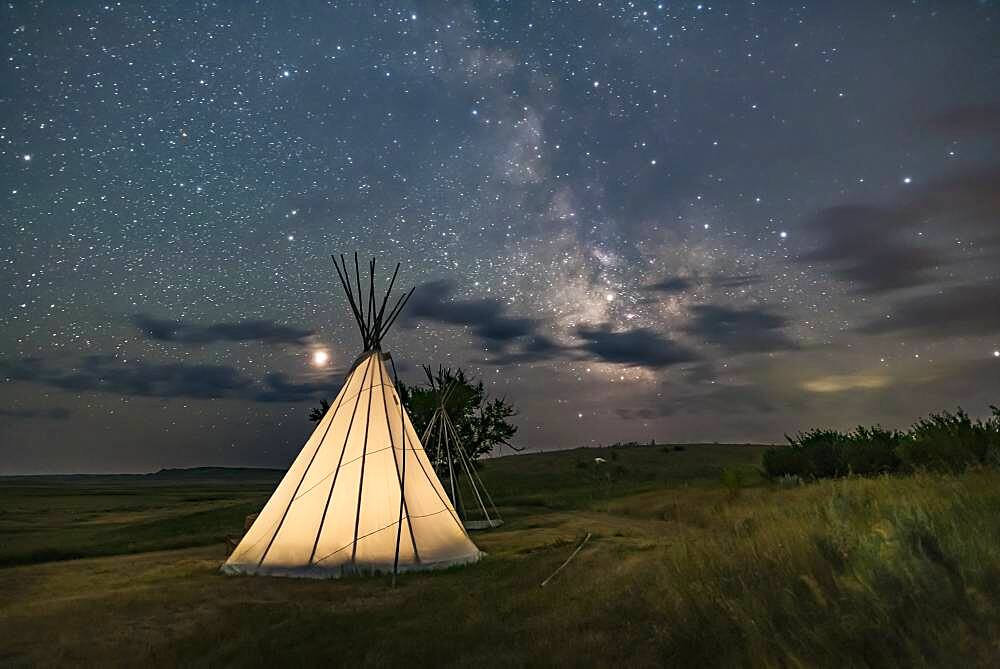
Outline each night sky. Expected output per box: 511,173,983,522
2,1,999,474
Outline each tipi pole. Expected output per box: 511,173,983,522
380,357,420,585
349,354,377,567
255,360,358,567
446,411,493,525
402,428,475,540
380,286,415,337
373,263,400,335
447,410,502,522
442,417,468,519
352,253,366,343
307,355,375,565
332,256,366,343
442,411,458,508
366,257,375,340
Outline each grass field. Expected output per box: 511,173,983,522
2,444,1000,667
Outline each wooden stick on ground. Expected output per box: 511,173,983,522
540,532,592,587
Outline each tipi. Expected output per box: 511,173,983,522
223,254,482,579
421,369,504,530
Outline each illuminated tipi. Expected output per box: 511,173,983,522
223,254,482,579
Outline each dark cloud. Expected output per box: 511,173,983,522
486,335,571,366
575,325,699,368
857,280,1000,338
644,274,761,294
645,276,694,293
254,373,341,403
800,107,1000,294
132,314,314,346
682,304,798,353
0,356,335,403
0,407,71,420
798,204,942,294
405,279,540,342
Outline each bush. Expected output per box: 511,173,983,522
842,425,903,476
897,407,1000,473
763,429,847,479
762,406,999,481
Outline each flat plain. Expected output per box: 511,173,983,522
2,444,999,667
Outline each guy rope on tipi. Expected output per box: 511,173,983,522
223,254,482,579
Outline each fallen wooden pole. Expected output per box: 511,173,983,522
540,532,592,587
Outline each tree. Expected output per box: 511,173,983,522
308,399,330,424
307,365,519,464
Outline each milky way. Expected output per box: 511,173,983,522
2,2,998,473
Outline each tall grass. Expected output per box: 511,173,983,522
3,455,1000,665
609,472,1000,665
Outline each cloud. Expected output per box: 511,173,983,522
801,373,891,393
487,335,570,366
682,304,798,353
575,324,699,368
0,407,71,420
254,373,342,403
709,274,763,289
644,276,694,294
800,107,1000,294
405,279,540,342
857,280,1000,338
132,314,314,346
0,356,336,404
644,274,761,294
798,204,941,294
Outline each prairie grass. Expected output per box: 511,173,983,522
2,446,1000,666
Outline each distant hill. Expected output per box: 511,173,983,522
0,466,285,482
145,466,285,480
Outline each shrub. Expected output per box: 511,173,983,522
762,429,849,479
765,426,900,479
842,425,903,476
897,407,1000,473
762,406,999,481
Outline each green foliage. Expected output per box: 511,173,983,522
897,406,1000,473
841,425,902,475
763,405,1000,481
307,398,330,423
398,366,518,464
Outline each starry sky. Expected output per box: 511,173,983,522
2,1,999,474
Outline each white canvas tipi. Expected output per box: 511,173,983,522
223,255,482,579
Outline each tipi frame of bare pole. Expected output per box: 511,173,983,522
420,373,504,531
